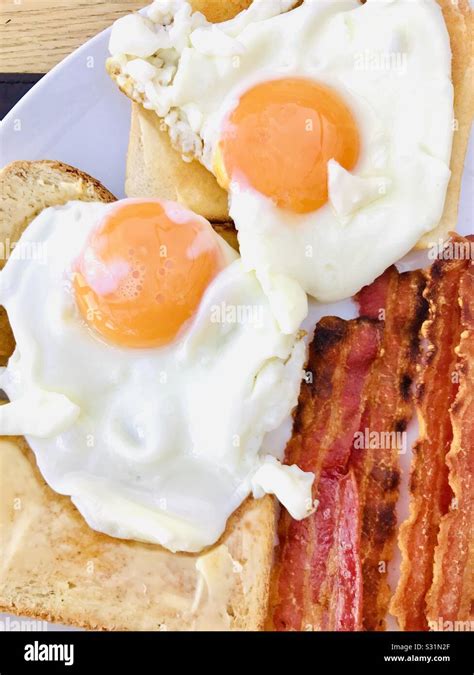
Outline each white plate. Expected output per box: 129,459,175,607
0,27,130,198
0,14,472,633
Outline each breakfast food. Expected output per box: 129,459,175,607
353,268,427,631
1,166,472,628
120,0,473,251
0,164,312,554
107,0,466,334
268,267,428,632
426,260,473,626
0,161,116,365
0,160,278,630
126,104,230,221
0,0,472,636
0,437,276,630
269,316,382,632
391,240,474,630
124,0,254,221
418,0,473,248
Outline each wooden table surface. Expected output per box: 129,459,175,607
0,1,147,73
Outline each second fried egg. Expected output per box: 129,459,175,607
108,0,453,331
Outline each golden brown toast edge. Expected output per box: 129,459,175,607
417,0,474,248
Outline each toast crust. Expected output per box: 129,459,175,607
0,160,115,259
0,158,276,631
112,0,254,221
116,0,473,245
0,438,275,631
417,0,474,248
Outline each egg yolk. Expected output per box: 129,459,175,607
74,200,224,348
215,78,360,214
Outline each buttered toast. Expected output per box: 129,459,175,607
0,160,276,631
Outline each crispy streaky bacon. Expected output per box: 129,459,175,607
391,248,471,631
426,260,474,626
325,470,363,631
353,267,427,631
269,317,381,631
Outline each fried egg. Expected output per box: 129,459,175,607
0,199,311,553
108,0,453,332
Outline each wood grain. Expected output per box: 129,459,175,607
0,1,147,73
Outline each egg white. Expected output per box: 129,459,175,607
109,0,454,332
0,200,310,553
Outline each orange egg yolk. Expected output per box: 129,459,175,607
215,78,360,214
74,200,224,348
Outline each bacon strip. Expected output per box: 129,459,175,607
357,266,394,321
426,260,474,626
353,267,427,630
325,470,363,631
391,249,471,631
269,317,381,631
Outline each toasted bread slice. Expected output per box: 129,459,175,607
0,160,276,631
111,0,253,222
126,107,238,240
0,160,116,252
117,0,473,246
417,0,473,248
126,103,230,222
